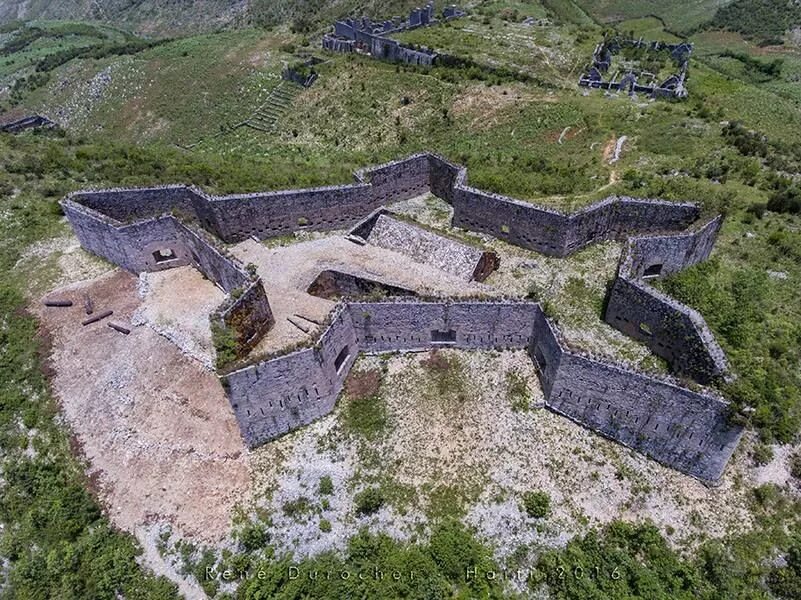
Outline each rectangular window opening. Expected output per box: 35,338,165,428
431,329,457,344
153,248,178,264
643,263,663,278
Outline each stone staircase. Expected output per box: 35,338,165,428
244,81,300,132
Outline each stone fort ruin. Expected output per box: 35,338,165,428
61,152,743,484
579,36,692,99
322,2,465,66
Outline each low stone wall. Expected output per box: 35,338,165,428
222,299,742,484
351,209,499,281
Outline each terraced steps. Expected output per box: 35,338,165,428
244,81,301,133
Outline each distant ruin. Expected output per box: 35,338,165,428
61,152,742,484
579,36,692,98
322,2,465,66
0,111,56,133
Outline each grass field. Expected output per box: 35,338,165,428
572,0,730,33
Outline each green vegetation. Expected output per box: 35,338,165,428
342,368,388,440
318,475,334,496
708,0,801,45
573,0,723,33
233,521,505,598
523,490,552,518
211,320,238,369
355,487,385,516
0,133,179,596
3,4,801,598
506,368,532,411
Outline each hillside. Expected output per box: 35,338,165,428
0,0,438,35
708,0,801,44
0,0,249,35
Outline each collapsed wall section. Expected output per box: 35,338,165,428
307,270,416,300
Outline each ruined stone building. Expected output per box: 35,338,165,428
61,152,743,485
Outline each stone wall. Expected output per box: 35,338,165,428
223,306,357,445
604,216,728,383
350,209,499,281
222,299,742,484
322,2,443,67
61,198,274,357
61,153,738,480
62,153,705,259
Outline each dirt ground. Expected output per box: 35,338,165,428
37,269,250,543
231,228,488,357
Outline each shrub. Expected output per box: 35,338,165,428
523,490,551,519
237,522,268,552
790,452,801,480
343,369,387,440
752,443,775,466
355,487,384,516
318,475,334,496
282,496,312,519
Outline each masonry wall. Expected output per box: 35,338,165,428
223,307,357,445
208,184,373,243
69,186,197,225
177,223,248,293
619,215,722,280
452,187,570,255
547,352,741,482
357,154,432,205
64,154,705,261
217,280,275,356
427,154,464,203
605,216,728,383
62,200,274,357
605,278,726,383
220,299,741,483
348,300,539,353
63,202,192,273
353,209,498,282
